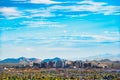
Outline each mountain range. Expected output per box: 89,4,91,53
42,57,63,63
81,53,120,61
0,57,41,64
0,53,120,64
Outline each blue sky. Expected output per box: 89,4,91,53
0,0,120,60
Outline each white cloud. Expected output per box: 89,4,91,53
49,0,120,15
21,21,66,28
31,10,54,18
103,31,120,36
99,6,120,15
30,0,61,4
80,34,119,42
78,0,107,6
0,0,119,20
0,7,22,19
0,7,55,19
22,9,55,18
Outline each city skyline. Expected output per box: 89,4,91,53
0,0,120,59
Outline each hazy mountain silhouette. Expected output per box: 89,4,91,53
42,57,62,63
81,53,120,60
0,53,119,64
0,57,41,64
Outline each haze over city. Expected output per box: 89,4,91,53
0,0,120,60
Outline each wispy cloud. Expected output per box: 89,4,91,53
24,9,55,18
21,20,66,28
50,0,120,15
1,0,119,20
56,33,119,44
1,32,119,48
0,8,55,20
0,7,55,20
0,0,119,59
30,0,62,4
0,7,22,19
78,0,107,6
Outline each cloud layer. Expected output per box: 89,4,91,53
0,0,120,20
0,0,119,59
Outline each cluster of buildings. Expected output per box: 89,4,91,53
2,57,116,71
30,58,108,69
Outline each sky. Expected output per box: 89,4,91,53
0,0,120,60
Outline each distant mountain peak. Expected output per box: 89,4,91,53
53,57,61,60
18,56,26,59
52,57,61,62
0,57,41,64
42,57,62,63
0,54,120,64
81,53,120,61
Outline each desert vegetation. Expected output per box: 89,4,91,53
0,68,120,80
